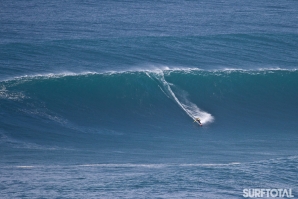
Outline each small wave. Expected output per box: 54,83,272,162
78,164,167,168
15,166,35,168
77,162,241,168
180,162,241,167
249,155,298,165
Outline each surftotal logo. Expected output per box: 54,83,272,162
243,189,294,198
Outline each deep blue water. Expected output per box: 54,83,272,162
1,1,298,198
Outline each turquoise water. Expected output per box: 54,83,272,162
1,1,298,198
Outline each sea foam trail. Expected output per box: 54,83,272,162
148,71,214,125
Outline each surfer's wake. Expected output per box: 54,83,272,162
147,71,214,125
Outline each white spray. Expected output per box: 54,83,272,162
147,71,214,125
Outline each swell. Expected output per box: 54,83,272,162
1,33,298,79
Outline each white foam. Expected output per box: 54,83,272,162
0,71,103,83
180,162,241,167
15,166,35,168
78,163,167,168
211,67,298,72
0,86,27,100
1,65,297,83
77,162,241,168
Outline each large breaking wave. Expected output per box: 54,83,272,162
0,68,297,147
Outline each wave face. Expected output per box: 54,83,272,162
1,69,298,164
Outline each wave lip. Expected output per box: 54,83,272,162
1,65,298,83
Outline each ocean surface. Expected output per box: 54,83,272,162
1,1,298,198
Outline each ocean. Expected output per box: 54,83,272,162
1,0,298,198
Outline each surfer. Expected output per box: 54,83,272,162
194,118,202,126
